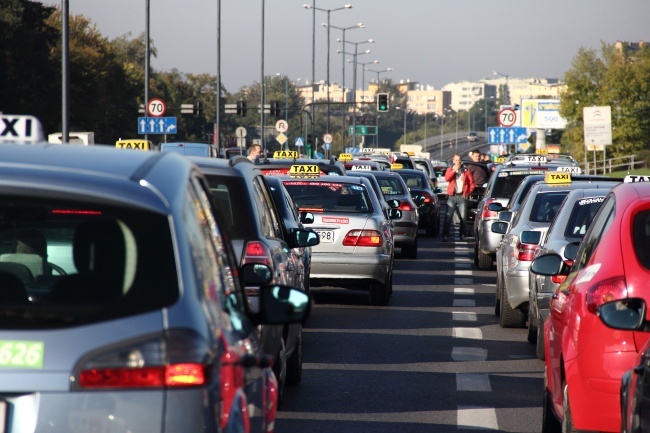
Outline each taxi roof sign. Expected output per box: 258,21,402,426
0,115,45,143
391,163,403,170
273,150,299,159
338,153,353,162
289,164,320,178
350,165,373,171
624,175,650,183
544,172,572,184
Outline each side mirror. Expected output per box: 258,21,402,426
530,253,564,276
564,242,579,261
242,263,273,286
498,211,513,223
435,187,442,194
388,208,403,220
488,202,503,212
597,298,647,331
291,228,320,248
387,199,400,209
521,230,542,245
257,285,311,325
412,195,426,206
491,221,509,234
300,211,314,225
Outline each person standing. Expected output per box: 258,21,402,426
442,154,475,242
247,143,262,161
466,150,489,186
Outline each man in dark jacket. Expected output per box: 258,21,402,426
442,154,476,242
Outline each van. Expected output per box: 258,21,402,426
161,142,213,157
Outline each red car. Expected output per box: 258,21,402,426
530,177,650,432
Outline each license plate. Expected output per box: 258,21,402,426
314,230,335,243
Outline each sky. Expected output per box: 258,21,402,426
38,0,650,93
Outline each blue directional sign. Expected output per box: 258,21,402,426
488,126,528,144
138,117,177,135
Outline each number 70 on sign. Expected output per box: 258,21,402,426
498,108,517,127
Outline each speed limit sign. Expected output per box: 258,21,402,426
498,108,517,127
147,98,167,117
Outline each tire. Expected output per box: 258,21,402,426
536,318,546,360
542,387,562,433
499,278,527,328
285,329,303,386
477,248,493,270
494,274,502,316
402,236,418,259
473,241,479,266
527,308,537,344
369,272,391,306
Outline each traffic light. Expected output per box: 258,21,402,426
271,102,281,117
193,101,204,117
377,93,389,112
236,100,248,117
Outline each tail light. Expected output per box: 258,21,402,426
398,201,415,212
586,276,627,314
219,345,248,430
551,260,574,284
516,241,539,261
420,192,433,204
343,230,383,247
481,197,498,219
76,330,210,390
263,368,278,433
242,241,273,267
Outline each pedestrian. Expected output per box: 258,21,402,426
442,154,475,242
247,143,262,161
466,150,489,186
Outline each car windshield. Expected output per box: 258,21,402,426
283,181,373,213
0,197,178,328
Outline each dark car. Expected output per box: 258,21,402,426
0,141,310,433
395,168,441,237
190,156,319,403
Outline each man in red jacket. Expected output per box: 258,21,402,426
442,154,475,242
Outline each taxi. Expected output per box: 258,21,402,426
280,165,401,305
115,138,153,150
253,150,346,176
491,172,620,328
530,175,650,432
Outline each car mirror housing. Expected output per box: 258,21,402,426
498,211,513,223
491,221,509,234
387,199,400,209
488,202,503,212
530,253,564,276
564,242,579,261
412,195,426,206
293,228,320,247
256,285,312,325
388,208,403,220
242,263,273,286
597,298,647,331
521,230,542,245
300,211,314,225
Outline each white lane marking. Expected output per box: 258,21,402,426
452,312,477,321
453,299,476,307
451,347,488,361
454,270,473,275
454,288,475,295
453,328,482,340
454,278,473,285
457,406,498,430
456,373,492,392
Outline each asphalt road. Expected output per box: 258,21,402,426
276,216,545,433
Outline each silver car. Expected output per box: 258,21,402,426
0,142,311,433
282,175,400,305
492,174,620,328
527,186,616,359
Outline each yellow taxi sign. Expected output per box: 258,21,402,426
391,163,404,170
406,151,415,156
289,164,320,178
115,139,152,150
273,150,299,159
495,156,506,164
535,148,548,154
544,172,572,184
338,153,353,162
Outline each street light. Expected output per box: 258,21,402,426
367,67,393,85
338,38,374,148
304,4,351,133
395,106,407,146
348,59,378,103
492,70,510,105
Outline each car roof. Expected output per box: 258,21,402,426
253,156,347,175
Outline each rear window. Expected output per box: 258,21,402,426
399,173,425,189
491,170,546,199
0,197,178,328
634,210,650,270
375,177,406,196
529,192,570,223
283,181,373,213
563,196,605,238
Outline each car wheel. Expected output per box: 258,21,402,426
494,274,501,316
527,308,537,344
285,328,302,386
477,248,493,270
536,318,546,360
473,242,479,266
369,272,391,306
542,387,562,433
499,279,527,328
273,339,287,408
402,236,418,259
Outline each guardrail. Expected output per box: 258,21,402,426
583,154,646,175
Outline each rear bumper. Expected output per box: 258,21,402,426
310,252,391,285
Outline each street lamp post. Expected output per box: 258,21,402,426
395,106,407,146
348,59,378,103
338,38,374,148
439,114,444,161
304,4,351,133
367,67,393,85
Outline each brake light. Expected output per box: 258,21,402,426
398,202,415,212
551,260,574,284
586,276,627,314
481,197,498,219
79,363,206,388
219,346,248,429
420,192,433,203
51,209,102,215
342,230,383,247
242,241,273,267
516,241,538,261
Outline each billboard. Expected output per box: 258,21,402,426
520,99,567,129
